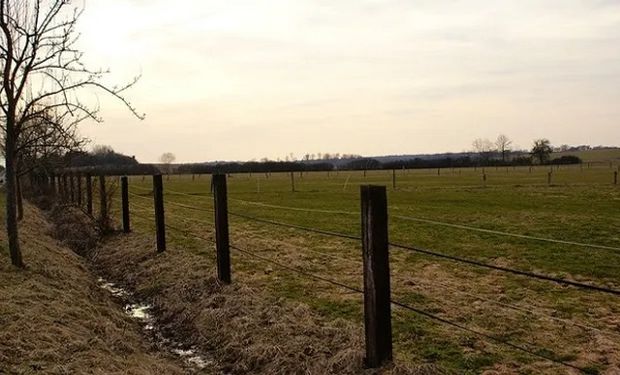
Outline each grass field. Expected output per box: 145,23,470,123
105,165,620,374
553,148,620,163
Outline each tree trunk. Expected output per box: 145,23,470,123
5,115,24,268
16,175,23,222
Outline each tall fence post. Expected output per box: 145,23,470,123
76,174,82,206
153,174,166,253
360,185,393,368
99,175,107,225
547,171,552,186
213,174,231,284
614,171,618,186
121,176,130,233
62,175,68,201
86,174,93,216
69,174,75,203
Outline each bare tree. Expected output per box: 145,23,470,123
495,134,512,162
1,0,143,268
472,138,494,161
159,152,176,174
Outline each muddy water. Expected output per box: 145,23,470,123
98,278,212,370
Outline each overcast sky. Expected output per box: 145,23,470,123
76,0,620,163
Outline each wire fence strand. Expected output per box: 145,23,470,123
229,242,593,374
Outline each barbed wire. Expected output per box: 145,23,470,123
235,229,620,339
389,242,620,296
228,242,594,374
392,214,620,252
228,211,359,241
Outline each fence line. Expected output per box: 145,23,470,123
228,211,360,241
225,196,620,252
228,242,593,374
389,242,620,296
46,173,618,373
392,214,620,252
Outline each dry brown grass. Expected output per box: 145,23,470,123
93,231,439,374
0,203,187,374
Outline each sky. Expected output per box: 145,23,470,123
75,0,620,163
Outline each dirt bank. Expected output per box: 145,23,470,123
0,204,188,374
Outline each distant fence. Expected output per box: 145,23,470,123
36,172,620,373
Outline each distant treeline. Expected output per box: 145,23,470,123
54,149,160,176
173,155,582,174
49,152,583,177
178,161,335,174
379,155,582,170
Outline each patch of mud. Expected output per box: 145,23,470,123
97,277,213,371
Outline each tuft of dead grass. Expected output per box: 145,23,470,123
47,204,101,256
93,232,432,374
0,203,187,374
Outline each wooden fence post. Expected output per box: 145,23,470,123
290,171,296,193
121,176,130,233
99,175,107,225
213,174,231,284
76,173,82,207
153,175,166,253
614,171,618,186
86,174,93,216
360,185,392,368
482,173,487,187
69,174,75,203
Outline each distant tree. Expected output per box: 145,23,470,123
472,138,494,161
531,139,553,164
160,152,176,174
92,145,115,155
495,134,512,162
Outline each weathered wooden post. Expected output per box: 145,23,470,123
547,171,552,186
99,175,107,225
614,171,618,186
437,168,440,176
290,171,296,193
360,185,392,368
86,174,93,216
121,176,130,233
153,175,166,253
213,174,231,284
69,174,75,203
364,170,367,178
482,173,487,187
62,174,68,201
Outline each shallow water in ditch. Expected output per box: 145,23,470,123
97,277,212,370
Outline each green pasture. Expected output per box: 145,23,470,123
109,165,620,373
